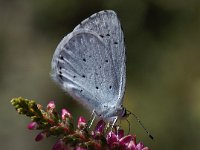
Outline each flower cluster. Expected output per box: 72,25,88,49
11,97,150,150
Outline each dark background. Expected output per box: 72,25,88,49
1,0,200,149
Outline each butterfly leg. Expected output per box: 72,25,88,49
88,109,96,128
111,116,118,130
116,125,120,137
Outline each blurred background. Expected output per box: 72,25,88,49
1,0,200,149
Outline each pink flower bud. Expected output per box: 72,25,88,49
94,120,106,133
142,147,150,150
136,142,149,150
127,140,136,150
76,147,87,150
77,116,86,129
136,142,144,149
35,132,46,142
62,108,71,120
115,129,124,139
106,132,118,145
47,101,55,110
52,140,68,150
27,122,38,130
119,135,132,146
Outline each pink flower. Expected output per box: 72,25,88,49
136,142,149,150
106,132,118,145
75,146,87,150
27,122,38,130
35,132,46,142
116,129,124,139
52,140,68,150
77,116,86,129
62,108,71,120
47,101,55,110
127,141,149,150
106,130,149,150
94,120,106,134
119,135,132,146
13,98,150,150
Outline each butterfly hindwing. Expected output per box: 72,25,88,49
52,30,120,113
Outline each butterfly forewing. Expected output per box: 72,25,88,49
74,10,126,105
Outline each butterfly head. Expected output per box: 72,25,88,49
121,107,131,119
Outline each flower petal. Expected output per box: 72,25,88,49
77,116,86,129
62,108,71,120
76,146,87,150
47,101,55,110
35,132,46,142
27,122,38,130
136,142,150,150
106,131,118,145
94,120,106,133
115,129,124,139
119,135,132,146
127,140,136,150
142,147,150,150
52,140,68,150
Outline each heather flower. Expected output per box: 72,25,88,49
47,101,55,110
77,116,86,129
11,97,150,150
94,120,106,134
75,146,87,150
52,140,68,150
106,128,149,150
27,122,38,130
62,108,71,120
35,132,46,142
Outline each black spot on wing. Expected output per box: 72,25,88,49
59,55,64,60
100,34,104,38
58,74,63,79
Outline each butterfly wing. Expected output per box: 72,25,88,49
74,10,126,106
51,10,126,115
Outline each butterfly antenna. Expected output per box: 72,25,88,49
87,110,96,128
127,110,154,140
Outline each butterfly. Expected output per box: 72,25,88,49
51,10,127,125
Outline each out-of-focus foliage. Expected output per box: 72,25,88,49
0,0,200,149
